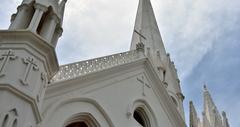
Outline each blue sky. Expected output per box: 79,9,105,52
0,0,239,126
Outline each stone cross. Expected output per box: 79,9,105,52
134,29,146,43
0,50,17,77
137,76,151,96
20,57,39,86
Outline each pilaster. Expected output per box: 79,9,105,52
9,4,33,30
40,13,60,42
28,3,48,32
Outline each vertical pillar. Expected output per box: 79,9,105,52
51,27,63,47
27,3,48,32
40,13,59,42
9,4,33,30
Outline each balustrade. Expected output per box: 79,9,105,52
51,50,145,82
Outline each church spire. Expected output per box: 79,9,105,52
131,0,167,60
131,0,185,119
203,85,223,127
8,0,67,47
58,0,67,25
222,111,230,127
189,101,200,127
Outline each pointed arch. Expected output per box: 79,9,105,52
42,97,114,127
129,99,158,127
0,109,19,127
1,114,9,127
64,113,101,127
12,119,17,127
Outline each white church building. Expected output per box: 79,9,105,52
0,0,230,127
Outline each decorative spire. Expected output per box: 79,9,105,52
203,85,224,127
189,101,200,127
222,111,230,127
130,0,167,59
190,85,230,127
58,0,67,25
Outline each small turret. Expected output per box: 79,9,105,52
0,0,67,126
222,111,230,127
190,85,231,127
189,101,200,127
8,0,67,47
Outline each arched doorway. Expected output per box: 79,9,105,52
64,113,100,127
66,122,88,127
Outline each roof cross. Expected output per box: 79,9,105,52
134,29,146,42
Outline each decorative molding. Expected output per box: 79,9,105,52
177,92,185,101
37,72,47,102
0,84,42,122
20,57,39,86
0,50,17,77
34,3,48,12
51,50,144,82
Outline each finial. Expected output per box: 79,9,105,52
190,101,193,105
203,84,208,91
58,0,68,25
222,111,227,117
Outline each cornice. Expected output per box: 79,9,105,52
0,30,59,77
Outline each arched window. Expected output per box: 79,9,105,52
12,119,17,127
1,114,9,127
133,107,151,127
1,109,18,127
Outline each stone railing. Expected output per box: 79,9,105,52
51,50,145,83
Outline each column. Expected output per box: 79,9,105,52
9,4,32,30
40,13,59,42
52,27,63,47
27,3,48,32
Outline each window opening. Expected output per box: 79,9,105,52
66,122,88,127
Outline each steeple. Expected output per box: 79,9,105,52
190,85,231,127
222,111,230,127
203,85,222,127
189,101,200,127
8,0,67,47
131,0,185,119
131,0,167,64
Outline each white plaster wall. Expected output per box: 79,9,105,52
42,66,176,127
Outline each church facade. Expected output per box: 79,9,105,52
0,0,230,127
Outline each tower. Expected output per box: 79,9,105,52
189,85,230,127
0,0,67,126
131,0,185,118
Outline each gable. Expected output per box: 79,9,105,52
43,58,186,127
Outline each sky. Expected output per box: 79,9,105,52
0,0,239,126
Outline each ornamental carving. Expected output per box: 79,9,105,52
0,50,17,77
20,57,39,86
